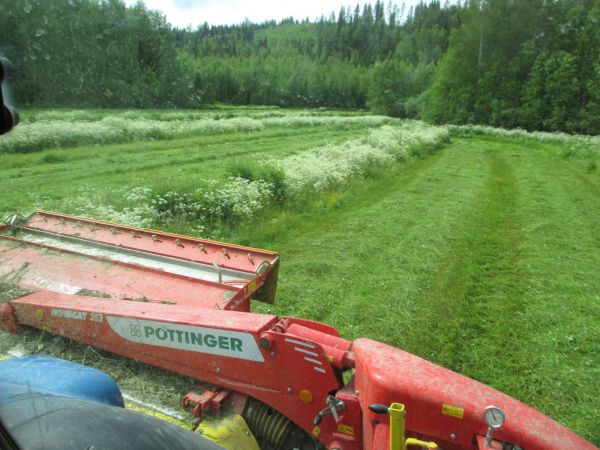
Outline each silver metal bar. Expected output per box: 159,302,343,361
14,228,253,284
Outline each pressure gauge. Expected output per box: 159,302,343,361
484,405,506,428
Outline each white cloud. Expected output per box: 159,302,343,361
123,0,426,28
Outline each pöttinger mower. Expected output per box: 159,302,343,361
0,211,597,450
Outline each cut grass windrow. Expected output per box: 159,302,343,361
0,112,389,154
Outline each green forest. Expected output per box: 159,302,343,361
2,0,600,134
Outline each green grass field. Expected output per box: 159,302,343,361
0,109,598,443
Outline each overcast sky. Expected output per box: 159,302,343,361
123,0,428,28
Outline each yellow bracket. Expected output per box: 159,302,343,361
389,403,406,450
388,402,438,450
406,437,438,449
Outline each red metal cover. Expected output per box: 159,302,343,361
353,338,597,450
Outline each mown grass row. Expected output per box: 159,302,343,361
451,123,600,160
1,109,388,154
20,106,366,123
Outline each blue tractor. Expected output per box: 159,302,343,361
0,355,224,450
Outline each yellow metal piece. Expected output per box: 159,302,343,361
196,415,260,450
299,389,314,404
389,403,406,450
441,404,464,419
125,401,189,429
388,403,439,450
312,425,321,437
406,437,439,449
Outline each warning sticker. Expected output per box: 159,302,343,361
337,424,354,436
442,404,464,419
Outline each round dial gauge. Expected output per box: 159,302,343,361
483,406,506,429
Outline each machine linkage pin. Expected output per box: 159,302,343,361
130,231,141,239
175,238,185,248
198,243,207,253
221,249,230,259
151,234,162,243
247,254,254,265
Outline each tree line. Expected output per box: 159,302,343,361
1,0,599,134
423,0,600,135
177,1,460,109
